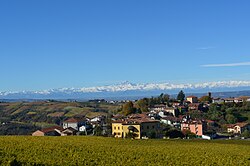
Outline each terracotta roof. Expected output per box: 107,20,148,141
227,122,249,128
112,120,124,124
41,126,63,133
113,118,159,125
206,120,215,123
128,114,149,119
236,122,249,128
112,114,124,118
227,124,235,128
161,116,180,122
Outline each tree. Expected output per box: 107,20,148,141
208,103,222,121
199,96,212,103
183,130,196,139
165,129,184,138
241,130,250,138
148,130,157,139
225,108,236,115
225,114,237,124
93,126,103,136
122,101,136,116
158,93,170,104
177,90,185,103
136,98,149,112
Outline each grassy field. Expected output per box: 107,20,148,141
0,137,249,165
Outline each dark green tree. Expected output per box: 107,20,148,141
208,103,222,121
136,98,149,112
225,114,237,124
165,129,184,138
158,93,170,104
148,130,157,139
199,96,212,103
93,126,103,136
241,130,250,138
122,101,136,116
177,90,185,103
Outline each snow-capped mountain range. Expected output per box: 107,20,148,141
1,81,250,99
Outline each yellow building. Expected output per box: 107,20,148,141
112,118,160,139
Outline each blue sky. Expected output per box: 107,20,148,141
1,0,250,91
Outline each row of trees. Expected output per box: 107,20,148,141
120,90,210,115
189,101,250,126
121,93,171,115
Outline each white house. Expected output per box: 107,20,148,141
160,116,181,128
165,107,179,117
79,126,87,135
212,98,225,104
227,123,250,134
63,118,87,131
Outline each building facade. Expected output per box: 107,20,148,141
227,123,250,134
186,96,198,103
181,121,205,136
112,119,160,139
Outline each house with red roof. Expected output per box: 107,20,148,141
227,122,250,134
61,127,78,136
32,126,63,136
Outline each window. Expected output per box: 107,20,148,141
147,126,149,129
114,127,116,130
118,127,120,130
152,126,155,129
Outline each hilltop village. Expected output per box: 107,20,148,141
27,91,250,140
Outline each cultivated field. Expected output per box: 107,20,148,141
0,137,249,165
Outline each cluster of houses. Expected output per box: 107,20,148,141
32,116,106,136
32,94,250,139
213,96,250,104
111,94,250,139
111,112,211,139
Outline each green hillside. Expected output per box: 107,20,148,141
0,101,121,135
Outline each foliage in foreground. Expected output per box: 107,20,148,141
0,137,249,165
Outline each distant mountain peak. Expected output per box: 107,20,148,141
1,80,250,99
